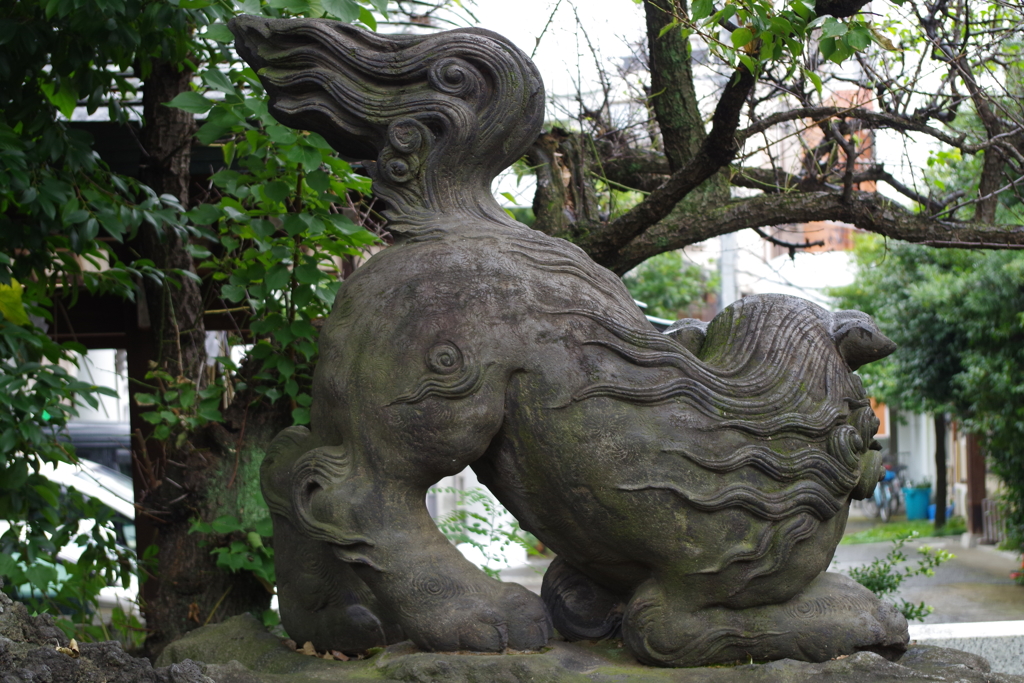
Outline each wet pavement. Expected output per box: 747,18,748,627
833,511,1024,624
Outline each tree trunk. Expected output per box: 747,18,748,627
933,413,947,529
888,407,899,464
130,60,270,657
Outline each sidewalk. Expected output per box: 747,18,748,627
833,511,1024,625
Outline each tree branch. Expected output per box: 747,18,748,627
644,0,705,171
737,105,1017,154
581,65,756,263
602,191,1024,274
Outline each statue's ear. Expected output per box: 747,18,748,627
291,446,374,551
831,311,897,371
663,318,709,355
261,426,314,519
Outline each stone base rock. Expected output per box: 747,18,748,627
0,583,211,683
157,613,1024,683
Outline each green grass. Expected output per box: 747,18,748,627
841,517,967,544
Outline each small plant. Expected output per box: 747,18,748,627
189,513,276,626
846,531,954,621
190,514,274,588
909,479,932,489
429,486,541,580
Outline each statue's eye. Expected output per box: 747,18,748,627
426,342,463,375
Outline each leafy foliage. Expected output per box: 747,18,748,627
0,0,386,633
841,517,966,545
190,514,275,592
832,236,1024,565
622,250,716,321
646,0,891,78
846,531,954,622
430,487,542,580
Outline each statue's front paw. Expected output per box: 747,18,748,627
498,582,553,650
402,582,551,652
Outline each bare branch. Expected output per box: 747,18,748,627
581,65,756,263
603,191,1024,275
737,105,1010,153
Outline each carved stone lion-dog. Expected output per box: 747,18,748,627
230,16,908,667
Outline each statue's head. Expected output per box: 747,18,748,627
230,16,545,229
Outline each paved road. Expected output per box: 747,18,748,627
832,534,1024,624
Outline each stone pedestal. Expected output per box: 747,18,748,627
154,614,1024,683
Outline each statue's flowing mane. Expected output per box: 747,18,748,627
231,17,544,232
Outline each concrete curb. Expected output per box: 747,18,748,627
909,620,1024,675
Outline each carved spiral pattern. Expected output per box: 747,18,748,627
787,595,863,619
428,57,481,100
388,119,425,154
827,424,864,470
412,571,464,599
426,341,463,375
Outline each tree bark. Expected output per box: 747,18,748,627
130,60,270,657
644,0,704,171
934,413,947,530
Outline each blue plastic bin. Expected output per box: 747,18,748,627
928,503,955,521
904,487,931,520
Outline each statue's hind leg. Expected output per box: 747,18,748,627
542,556,626,641
622,572,908,667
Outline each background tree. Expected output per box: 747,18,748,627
530,0,1024,275
833,236,1024,563
622,250,717,319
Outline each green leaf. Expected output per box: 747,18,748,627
368,0,389,16
847,25,871,50
267,0,309,11
24,563,58,590
266,125,297,145
210,514,242,534
803,68,823,96
357,6,377,31
0,553,21,580
298,145,321,169
202,69,238,96
731,27,754,48
819,36,837,60
691,0,714,22
166,91,214,114
187,203,223,225
32,483,59,508
291,318,316,338
306,169,330,193
322,0,360,21
821,17,847,38
263,181,291,204
0,279,30,326
204,23,235,43
265,263,291,290
295,262,322,285
40,81,78,119
658,20,680,39
279,214,301,237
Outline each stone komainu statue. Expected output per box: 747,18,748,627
230,16,908,667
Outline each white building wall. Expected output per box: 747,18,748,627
896,412,938,494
